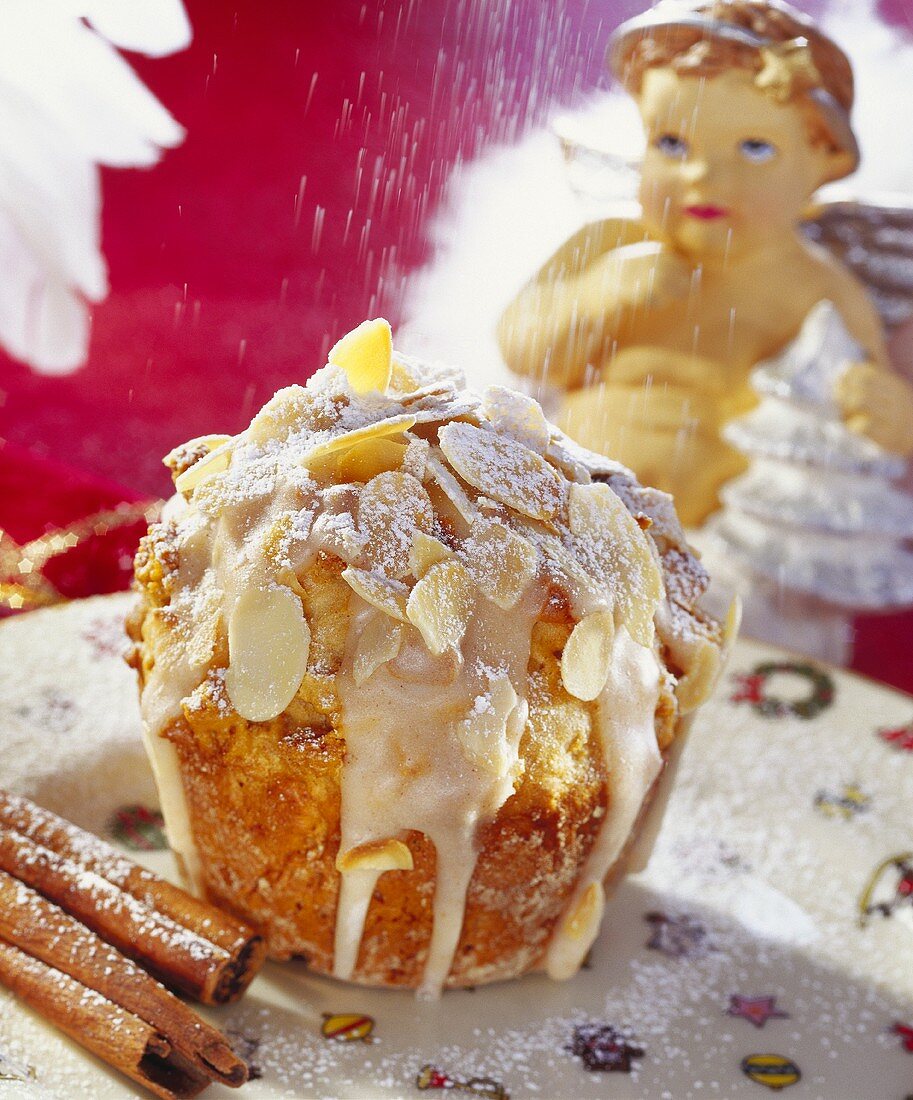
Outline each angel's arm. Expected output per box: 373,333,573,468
825,260,913,456
496,217,667,391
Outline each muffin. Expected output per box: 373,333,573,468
128,319,733,997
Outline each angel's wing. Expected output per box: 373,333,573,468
801,198,913,333
0,1,189,376
551,94,644,218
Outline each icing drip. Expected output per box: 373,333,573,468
140,467,322,896
545,628,662,980
333,869,383,981
139,726,203,893
334,592,539,998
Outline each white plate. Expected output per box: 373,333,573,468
1,594,912,1099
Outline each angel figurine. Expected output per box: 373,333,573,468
497,0,913,527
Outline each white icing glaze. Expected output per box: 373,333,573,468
545,627,662,980
139,727,204,893
334,592,539,998
134,338,722,993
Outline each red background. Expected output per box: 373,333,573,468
0,0,910,689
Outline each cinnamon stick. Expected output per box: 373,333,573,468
0,825,242,1005
0,938,213,1100
0,870,246,1087
0,791,265,1003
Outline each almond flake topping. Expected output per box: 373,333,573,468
455,674,518,778
438,421,567,525
225,585,311,722
462,520,538,609
247,385,342,445
299,414,417,470
406,558,474,656
409,531,453,579
675,636,722,713
426,452,478,526
342,567,410,622
164,433,231,474
568,482,663,647
353,616,403,685
336,838,413,873
328,318,393,394
482,386,551,454
173,439,235,495
402,436,430,481
337,437,407,482
545,438,593,484
565,881,605,941
358,471,433,579
560,610,615,701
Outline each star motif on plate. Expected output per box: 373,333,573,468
813,782,871,820
727,994,790,1029
644,910,708,958
567,1024,644,1073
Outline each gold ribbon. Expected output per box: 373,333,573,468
755,37,823,103
0,501,162,612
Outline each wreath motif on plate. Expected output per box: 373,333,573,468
730,661,834,720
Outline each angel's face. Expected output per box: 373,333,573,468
636,66,829,261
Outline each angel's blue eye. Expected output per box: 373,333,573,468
656,133,689,159
740,138,777,162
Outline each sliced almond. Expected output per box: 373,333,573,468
353,616,403,685
387,353,464,395
567,881,605,940
310,508,366,564
560,610,615,701
225,585,311,722
174,439,235,494
426,452,478,526
438,422,567,525
568,482,663,648
462,520,538,610
397,380,456,404
388,355,423,393
328,318,393,394
482,386,551,454
675,637,722,713
299,414,416,470
455,675,518,777
402,436,430,481
723,595,742,652
527,527,601,612
342,566,410,622
262,508,316,571
336,838,413,873
337,437,407,482
406,558,474,656
163,433,231,474
357,470,434,579
409,530,453,579
545,438,593,484
408,395,481,425
545,881,606,981
247,385,321,444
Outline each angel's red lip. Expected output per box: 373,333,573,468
684,205,729,220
